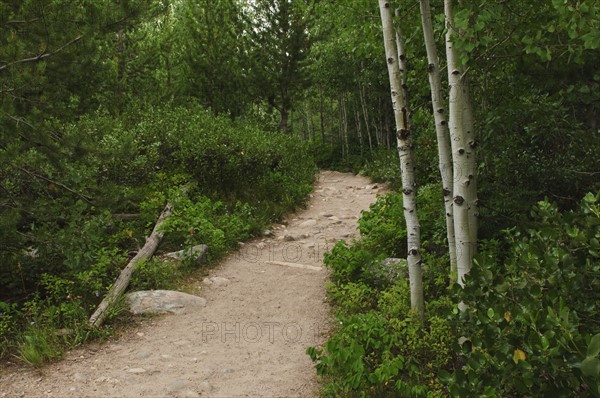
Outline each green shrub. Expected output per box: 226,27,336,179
447,192,600,396
161,194,252,259
130,259,182,291
0,302,18,357
314,187,456,397
309,296,454,397
327,282,377,315
358,193,408,258
324,240,381,285
361,148,402,189
357,186,447,260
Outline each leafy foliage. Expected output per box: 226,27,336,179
312,191,455,397
310,280,454,397
447,192,600,396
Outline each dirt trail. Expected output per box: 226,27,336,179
0,171,384,398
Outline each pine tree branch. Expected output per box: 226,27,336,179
16,166,93,204
0,35,83,72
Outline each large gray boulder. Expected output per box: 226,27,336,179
125,290,207,315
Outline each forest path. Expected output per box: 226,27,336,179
0,171,384,398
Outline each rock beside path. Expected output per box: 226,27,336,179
125,290,207,315
202,276,231,287
165,244,208,266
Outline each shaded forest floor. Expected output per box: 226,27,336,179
0,171,384,398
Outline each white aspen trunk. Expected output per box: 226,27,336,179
444,0,476,286
394,8,410,123
378,0,424,321
419,0,457,278
462,79,478,257
456,0,479,255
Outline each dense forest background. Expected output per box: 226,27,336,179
1,0,599,395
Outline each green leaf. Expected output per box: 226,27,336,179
581,357,600,378
487,308,495,319
588,333,600,358
541,336,550,350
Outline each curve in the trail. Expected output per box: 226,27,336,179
0,171,385,398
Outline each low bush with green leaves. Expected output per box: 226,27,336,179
446,192,600,396
309,278,454,397
311,191,455,397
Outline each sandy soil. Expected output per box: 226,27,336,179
0,171,384,398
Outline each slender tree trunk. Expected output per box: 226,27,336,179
419,0,457,278
355,108,363,155
338,95,344,156
115,29,125,107
359,84,373,151
345,97,349,156
309,101,316,142
462,78,478,257
374,96,382,146
319,88,325,143
339,94,349,158
330,98,335,146
456,0,479,254
395,8,411,126
379,0,424,321
301,103,309,140
444,0,477,286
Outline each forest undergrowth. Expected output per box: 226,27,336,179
0,102,316,365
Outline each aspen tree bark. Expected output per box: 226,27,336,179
456,0,479,255
394,8,410,122
462,80,478,256
419,0,457,278
378,0,424,320
444,0,477,286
